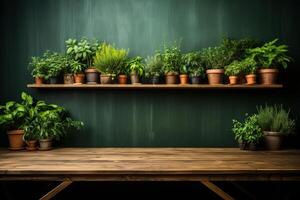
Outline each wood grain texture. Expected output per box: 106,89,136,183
27,84,283,90
0,148,299,181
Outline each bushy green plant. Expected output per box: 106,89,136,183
247,39,292,69
29,52,49,79
93,43,128,75
144,53,163,78
162,43,182,74
256,105,295,135
201,46,229,69
232,114,263,144
182,52,205,77
128,56,145,76
225,61,242,76
240,56,257,75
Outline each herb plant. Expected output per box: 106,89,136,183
144,53,163,78
182,52,205,78
128,56,145,76
162,43,182,74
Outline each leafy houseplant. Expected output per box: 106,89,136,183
225,61,242,85
247,39,292,84
29,55,48,84
240,57,258,85
232,114,263,150
94,43,128,84
256,105,295,150
128,56,144,84
162,43,182,84
69,58,85,84
183,52,205,84
145,53,163,84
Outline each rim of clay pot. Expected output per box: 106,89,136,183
118,74,127,78
229,76,238,79
85,67,99,73
64,73,73,76
165,72,179,76
7,130,24,135
39,139,52,142
263,131,282,136
246,74,256,78
258,68,279,73
74,73,85,77
100,74,112,77
206,69,225,74
179,74,188,77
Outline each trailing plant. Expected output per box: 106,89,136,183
232,114,263,144
256,105,295,135
128,56,145,76
182,52,205,78
144,53,163,78
247,39,292,69
94,43,128,75
224,61,242,76
162,42,183,74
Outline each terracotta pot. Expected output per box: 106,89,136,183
74,73,85,84
190,76,200,84
49,76,60,84
39,139,53,150
7,130,25,150
26,140,38,151
35,77,44,85
150,75,160,84
245,74,257,85
85,67,99,84
264,131,283,151
130,73,140,84
165,72,178,84
179,74,189,84
118,75,128,84
229,76,238,85
258,68,279,85
100,74,112,84
206,69,224,85
64,74,74,84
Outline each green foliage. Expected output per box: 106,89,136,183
128,56,145,76
29,52,49,78
240,56,257,75
256,105,295,135
162,42,183,74
247,39,292,69
93,43,128,75
232,114,263,144
182,52,205,77
144,53,163,78
225,60,242,76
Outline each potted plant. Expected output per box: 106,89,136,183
162,44,182,84
70,59,85,84
94,43,128,84
182,52,205,84
256,105,295,150
240,57,258,85
116,64,129,84
66,38,100,84
247,39,292,84
44,51,64,84
29,55,47,84
144,54,163,84
128,56,144,84
0,92,34,150
225,61,242,85
232,114,263,151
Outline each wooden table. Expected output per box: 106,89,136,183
1,148,300,200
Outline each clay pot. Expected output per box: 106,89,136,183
190,76,200,84
35,77,44,85
39,139,52,150
248,143,257,151
238,141,248,150
64,74,74,84
7,130,25,150
118,75,128,84
229,76,238,85
130,73,140,84
100,74,112,84
246,74,257,85
26,140,38,151
264,131,283,151
150,75,160,84
258,68,279,85
49,76,60,84
179,74,189,84
206,69,224,85
85,67,99,84
74,73,85,84
165,72,178,84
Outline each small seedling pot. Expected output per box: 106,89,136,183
179,74,189,84
246,74,257,85
229,76,238,85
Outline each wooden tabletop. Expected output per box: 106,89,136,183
0,148,299,181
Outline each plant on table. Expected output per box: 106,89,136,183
127,56,145,84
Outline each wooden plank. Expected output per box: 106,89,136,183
27,84,283,90
201,181,235,200
39,178,73,200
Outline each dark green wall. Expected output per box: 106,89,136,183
1,0,300,147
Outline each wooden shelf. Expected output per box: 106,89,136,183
27,84,283,90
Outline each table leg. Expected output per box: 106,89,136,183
201,181,235,200
39,178,73,200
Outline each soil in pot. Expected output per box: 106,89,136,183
179,74,189,84
259,68,279,85
49,76,60,84
74,73,85,84
246,74,257,85
165,72,178,84
7,130,25,150
39,139,53,150
229,76,238,85
100,74,113,84
35,77,44,85
64,74,74,84
85,67,99,84
190,76,200,84
26,140,38,151
264,131,283,151
206,69,224,85
130,73,140,84
118,75,128,84
150,75,160,84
